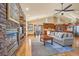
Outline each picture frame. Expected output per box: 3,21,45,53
8,3,19,22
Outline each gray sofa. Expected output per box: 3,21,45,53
50,32,74,46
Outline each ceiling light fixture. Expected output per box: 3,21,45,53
26,8,29,11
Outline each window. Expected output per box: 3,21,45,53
28,24,33,32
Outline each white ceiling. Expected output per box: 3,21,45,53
20,3,79,21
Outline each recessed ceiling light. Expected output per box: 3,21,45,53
26,8,29,11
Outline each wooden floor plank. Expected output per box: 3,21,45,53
16,36,32,56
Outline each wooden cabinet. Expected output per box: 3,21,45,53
43,23,55,30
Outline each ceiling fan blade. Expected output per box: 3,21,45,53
55,9,74,11
64,9,74,11
55,9,62,11
63,4,72,10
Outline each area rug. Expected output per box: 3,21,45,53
32,41,59,56
31,37,74,56
45,42,74,53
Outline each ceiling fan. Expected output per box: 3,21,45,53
55,3,74,15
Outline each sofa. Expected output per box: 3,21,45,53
50,32,74,46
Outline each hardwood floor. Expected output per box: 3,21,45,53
16,40,26,56
16,36,32,56
74,36,79,48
